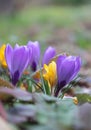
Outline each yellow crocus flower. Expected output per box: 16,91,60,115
0,44,7,68
43,61,57,87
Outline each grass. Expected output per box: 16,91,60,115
0,5,91,49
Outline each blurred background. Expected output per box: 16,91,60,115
0,0,91,55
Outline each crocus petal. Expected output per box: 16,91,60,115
55,55,81,97
18,46,30,77
27,41,40,63
74,56,81,74
14,44,20,49
0,44,7,68
12,46,24,74
57,60,75,84
5,44,30,85
12,70,19,86
56,55,66,70
27,41,40,71
42,46,56,65
5,44,13,72
12,46,29,78
43,61,57,87
31,61,37,71
57,55,81,85
44,64,49,73
68,56,81,81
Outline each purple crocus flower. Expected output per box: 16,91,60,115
5,44,31,85
27,41,40,71
54,55,81,97
42,46,56,65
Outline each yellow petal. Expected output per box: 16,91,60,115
0,44,7,68
44,64,49,73
43,61,57,87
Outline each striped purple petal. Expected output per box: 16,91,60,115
55,55,81,96
5,44,30,85
42,46,56,65
27,41,40,71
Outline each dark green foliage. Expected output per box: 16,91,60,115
76,93,91,104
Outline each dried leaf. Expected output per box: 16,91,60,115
0,78,14,101
32,68,44,80
0,87,32,101
0,78,14,88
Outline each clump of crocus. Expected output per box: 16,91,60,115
32,54,81,96
27,41,56,72
54,55,81,97
0,44,7,68
5,44,31,85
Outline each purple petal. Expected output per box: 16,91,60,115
27,41,40,64
11,70,19,85
12,46,24,73
18,46,30,77
55,55,81,97
66,56,81,81
42,46,56,65
57,59,75,84
31,61,37,71
5,44,30,85
12,46,29,78
57,55,81,85
5,44,13,72
56,55,67,83
27,41,40,71
28,47,32,65
56,55,67,68
14,44,20,49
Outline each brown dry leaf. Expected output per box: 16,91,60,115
0,78,14,101
0,117,13,130
0,78,14,88
0,91,12,101
32,68,44,80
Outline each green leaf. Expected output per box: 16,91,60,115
43,79,51,95
27,80,32,92
26,77,44,92
76,93,91,104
